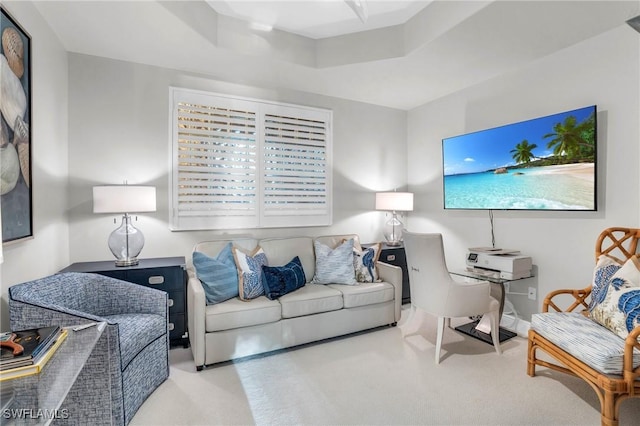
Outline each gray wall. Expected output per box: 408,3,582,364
66,54,408,263
0,2,70,329
407,24,640,321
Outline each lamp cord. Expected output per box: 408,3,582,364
489,210,495,248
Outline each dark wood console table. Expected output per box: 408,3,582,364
60,257,188,347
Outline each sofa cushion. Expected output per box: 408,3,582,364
589,254,624,311
262,256,306,300
192,243,239,305
353,243,381,283
233,246,269,301
205,296,281,332
278,284,343,318
328,281,394,308
590,256,640,340
311,239,356,285
531,312,640,375
104,313,166,370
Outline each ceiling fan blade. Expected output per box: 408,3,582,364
344,0,368,23
627,15,640,33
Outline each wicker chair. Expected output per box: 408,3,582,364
9,272,169,425
527,227,640,426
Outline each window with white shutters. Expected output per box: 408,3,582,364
169,88,332,230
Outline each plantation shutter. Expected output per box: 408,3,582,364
260,104,332,228
170,88,332,230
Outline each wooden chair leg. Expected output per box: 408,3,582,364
601,391,618,426
435,316,446,364
527,335,536,377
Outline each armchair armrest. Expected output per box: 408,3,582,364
542,286,592,313
624,325,640,393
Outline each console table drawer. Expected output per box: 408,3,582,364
167,290,185,315
127,267,184,291
169,313,185,341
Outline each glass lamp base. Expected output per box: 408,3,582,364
383,213,404,246
115,258,139,267
108,214,145,267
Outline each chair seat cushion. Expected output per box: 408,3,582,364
279,284,343,318
105,313,167,370
205,296,281,332
328,281,394,308
531,312,640,375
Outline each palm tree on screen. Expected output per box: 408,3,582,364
510,139,538,164
543,115,588,159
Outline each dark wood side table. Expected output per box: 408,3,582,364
60,257,188,347
365,243,410,304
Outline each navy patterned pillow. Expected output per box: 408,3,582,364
262,256,306,300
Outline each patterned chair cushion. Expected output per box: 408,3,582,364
531,312,640,375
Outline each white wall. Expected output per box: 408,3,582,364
0,2,69,329
407,24,640,321
66,54,407,263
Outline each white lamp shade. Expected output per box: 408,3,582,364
375,192,414,212
93,186,157,213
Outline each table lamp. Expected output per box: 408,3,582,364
375,192,413,246
93,185,156,266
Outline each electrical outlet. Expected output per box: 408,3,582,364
528,287,537,300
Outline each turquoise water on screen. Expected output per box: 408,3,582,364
443,166,594,210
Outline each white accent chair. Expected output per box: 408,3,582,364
402,231,502,363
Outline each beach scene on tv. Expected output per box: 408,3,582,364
443,106,596,210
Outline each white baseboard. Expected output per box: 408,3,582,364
500,314,530,338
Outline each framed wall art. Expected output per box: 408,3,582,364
1,6,32,244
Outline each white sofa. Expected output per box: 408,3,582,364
187,234,402,369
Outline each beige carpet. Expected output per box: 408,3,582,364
131,308,640,425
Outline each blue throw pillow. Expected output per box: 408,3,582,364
262,256,306,300
312,238,357,285
193,243,239,305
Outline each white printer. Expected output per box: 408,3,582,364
465,247,532,280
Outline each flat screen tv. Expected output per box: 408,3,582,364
442,105,597,211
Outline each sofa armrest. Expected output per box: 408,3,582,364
542,286,592,314
187,269,207,369
377,261,402,322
